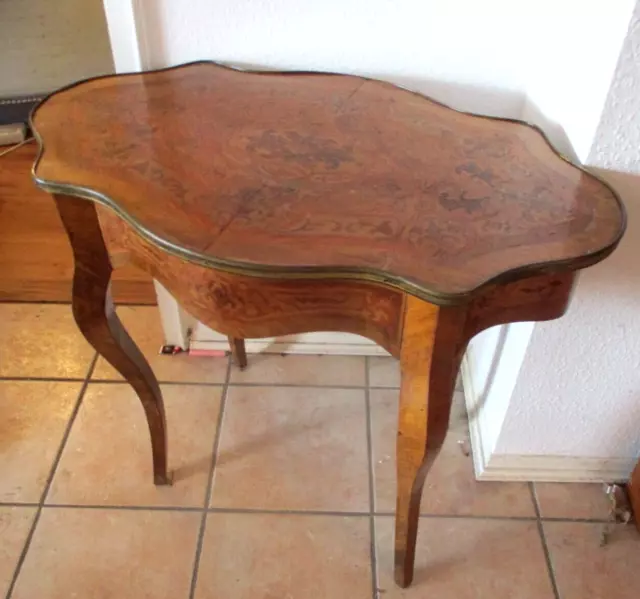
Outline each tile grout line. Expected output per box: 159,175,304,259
0,376,402,392
188,356,233,599
4,352,99,599
363,357,380,599
35,503,203,512
0,499,616,523
206,506,370,518
530,482,562,599
92,380,402,391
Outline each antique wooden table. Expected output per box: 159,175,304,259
31,62,625,587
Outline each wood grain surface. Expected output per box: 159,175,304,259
0,143,154,303
31,62,625,304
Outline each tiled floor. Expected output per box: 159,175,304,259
0,303,638,598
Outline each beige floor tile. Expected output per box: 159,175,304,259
368,356,401,388
194,513,371,599
230,354,366,386
376,516,554,598
92,306,228,383
367,357,463,390
0,507,37,597
370,389,535,516
11,508,200,599
534,482,610,520
211,386,370,511
0,382,80,502
545,521,640,599
0,304,94,378
448,388,469,437
47,383,221,507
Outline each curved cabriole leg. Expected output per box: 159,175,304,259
394,272,577,586
394,296,467,588
227,336,248,369
54,195,171,486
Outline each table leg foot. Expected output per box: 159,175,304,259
154,470,174,486
394,514,418,588
394,554,414,589
228,336,248,369
394,448,441,588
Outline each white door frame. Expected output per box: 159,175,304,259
102,0,147,72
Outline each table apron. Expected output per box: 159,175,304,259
97,205,407,356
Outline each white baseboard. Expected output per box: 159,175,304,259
476,453,635,483
460,352,493,477
460,354,635,483
189,327,390,356
190,338,389,356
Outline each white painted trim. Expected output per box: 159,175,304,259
476,454,635,483
102,0,159,71
460,351,491,478
102,0,143,72
462,353,634,483
153,281,195,349
190,338,389,356
190,326,390,356
130,0,155,70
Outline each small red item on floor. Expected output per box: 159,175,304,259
159,345,184,355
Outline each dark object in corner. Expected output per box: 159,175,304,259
0,95,46,129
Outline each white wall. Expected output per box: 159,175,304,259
137,0,530,117
495,3,640,465
589,2,640,173
0,0,113,96
496,171,640,460
522,0,634,162
111,0,639,477
464,323,535,460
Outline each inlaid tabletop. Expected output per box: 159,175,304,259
31,62,625,303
